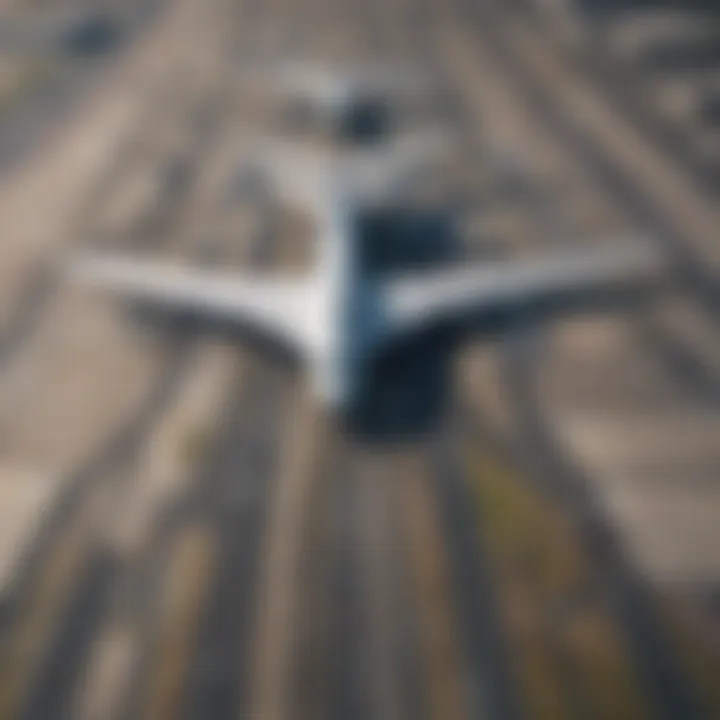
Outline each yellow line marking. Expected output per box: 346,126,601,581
139,523,215,720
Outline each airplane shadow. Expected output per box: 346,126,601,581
344,328,460,444
343,205,465,444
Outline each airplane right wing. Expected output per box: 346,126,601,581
66,253,311,354
378,239,667,344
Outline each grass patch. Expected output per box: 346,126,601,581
468,445,650,719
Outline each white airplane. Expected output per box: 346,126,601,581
65,142,666,413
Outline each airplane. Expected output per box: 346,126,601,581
65,141,667,414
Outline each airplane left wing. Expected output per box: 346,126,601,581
378,240,666,344
66,253,310,353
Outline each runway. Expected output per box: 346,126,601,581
0,0,718,717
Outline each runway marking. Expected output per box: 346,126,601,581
73,347,239,720
75,627,138,720
288,432,342,720
110,344,239,558
0,462,68,595
249,381,325,720
138,523,215,720
398,451,469,720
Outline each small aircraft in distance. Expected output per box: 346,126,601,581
66,140,666,415
246,61,427,142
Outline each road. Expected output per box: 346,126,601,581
0,0,718,718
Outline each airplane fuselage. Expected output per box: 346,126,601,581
300,189,378,409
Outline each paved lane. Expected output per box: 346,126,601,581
0,0,718,718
